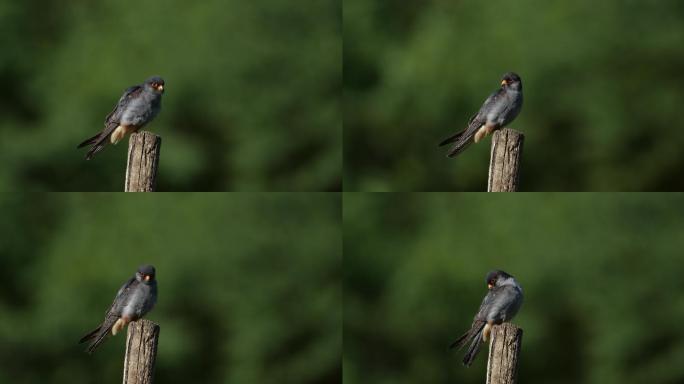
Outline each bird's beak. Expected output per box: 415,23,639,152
157,85,164,92
487,283,493,289
501,79,508,86
144,275,151,282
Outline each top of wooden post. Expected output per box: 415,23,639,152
486,323,523,384
123,319,160,384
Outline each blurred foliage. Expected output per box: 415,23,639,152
344,0,684,191
344,193,684,384
0,0,341,191
0,193,341,383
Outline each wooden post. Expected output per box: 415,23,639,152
123,319,159,384
487,128,524,192
486,323,523,384
125,131,161,192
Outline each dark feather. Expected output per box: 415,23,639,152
462,325,485,366
78,325,101,344
445,120,480,158
77,133,101,149
450,320,486,366
80,316,118,354
442,113,482,157
438,131,464,147
82,123,118,160
446,136,474,158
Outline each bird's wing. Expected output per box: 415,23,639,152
476,88,504,119
492,285,522,319
476,284,520,322
104,85,143,125
474,287,502,321
104,276,137,317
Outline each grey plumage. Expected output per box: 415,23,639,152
79,265,157,353
440,72,523,157
450,270,523,366
78,76,164,160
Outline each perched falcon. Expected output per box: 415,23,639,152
450,270,523,366
439,72,523,157
77,76,164,160
79,265,158,353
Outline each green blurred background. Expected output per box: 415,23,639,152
344,0,684,191
0,193,340,383
344,193,684,384
0,0,341,191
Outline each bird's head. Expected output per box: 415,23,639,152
485,270,514,289
145,76,165,94
136,264,156,284
500,72,522,91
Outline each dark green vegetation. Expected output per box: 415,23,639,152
0,1,340,191
345,0,684,191
0,193,341,383
345,193,684,384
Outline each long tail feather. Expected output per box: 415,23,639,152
85,143,107,160
78,123,118,160
79,317,117,354
78,326,101,344
77,133,102,149
446,135,474,158
450,321,486,366
439,130,465,147
462,327,484,366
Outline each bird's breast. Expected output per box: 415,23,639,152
120,284,156,319
120,92,161,126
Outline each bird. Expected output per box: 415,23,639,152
77,76,165,160
79,265,158,353
450,270,523,366
439,72,523,157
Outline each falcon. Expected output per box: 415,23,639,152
77,76,165,160
439,72,523,157
79,265,158,353
450,270,523,366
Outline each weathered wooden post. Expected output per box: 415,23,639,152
486,323,523,384
125,131,161,192
123,319,160,384
487,128,524,192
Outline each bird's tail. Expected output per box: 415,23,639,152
79,317,116,354
438,130,464,147
76,133,101,149
77,124,117,160
438,129,474,158
84,143,107,161
450,320,486,366
77,133,108,160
